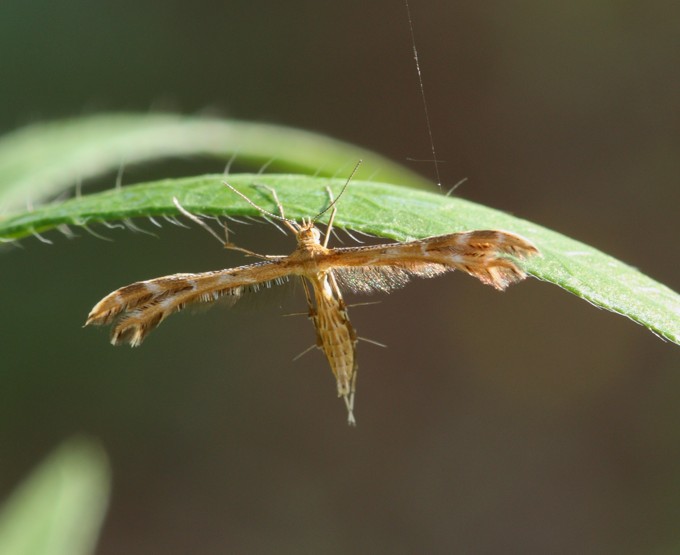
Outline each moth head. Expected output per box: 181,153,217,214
296,220,322,247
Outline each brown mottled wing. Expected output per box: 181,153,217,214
86,260,291,347
329,230,538,293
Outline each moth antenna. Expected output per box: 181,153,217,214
173,197,228,245
313,159,362,223
405,0,442,188
331,160,351,179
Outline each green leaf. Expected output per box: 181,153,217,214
0,113,430,211
0,438,110,555
1,173,678,346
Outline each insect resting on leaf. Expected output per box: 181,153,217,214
85,169,539,425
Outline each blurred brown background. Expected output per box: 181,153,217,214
1,0,679,553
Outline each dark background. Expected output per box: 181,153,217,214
2,1,679,553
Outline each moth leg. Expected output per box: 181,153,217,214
250,184,299,234
223,243,284,261
327,270,344,302
300,277,317,320
224,181,298,234
173,196,278,260
292,343,317,361
252,184,286,219
322,186,338,248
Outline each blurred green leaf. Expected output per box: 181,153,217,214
0,438,110,555
1,173,678,346
0,113,430,211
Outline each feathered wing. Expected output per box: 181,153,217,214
328,230,539,293
86,260,291,347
